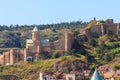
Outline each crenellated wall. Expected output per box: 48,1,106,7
83,19,120,36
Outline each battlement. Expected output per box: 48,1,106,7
82,19,120,36
105,19,114,24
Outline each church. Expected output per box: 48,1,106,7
24,26,51,60
0,26,74,65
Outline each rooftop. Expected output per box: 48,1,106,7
91,69,102,80
32,26,39,32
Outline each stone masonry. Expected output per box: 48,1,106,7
0,27,74,65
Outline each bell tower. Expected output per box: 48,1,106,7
32,26,40,40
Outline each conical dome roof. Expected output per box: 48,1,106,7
91,69,102,80
32,26,39,32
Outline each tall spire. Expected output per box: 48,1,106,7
91,69,102,80
33,26,38,32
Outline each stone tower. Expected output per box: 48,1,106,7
101,24,106,35
32,26,40,40
32,26,40,46
64,32,74,52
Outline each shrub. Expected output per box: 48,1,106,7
89,64,97,70
107,42,120,49
0,66,4,72
61,57,67,60
113,64,120,70
52,53,60,58
95,47,101,54
0,50,3,54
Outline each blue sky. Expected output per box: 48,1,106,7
0,0,120,25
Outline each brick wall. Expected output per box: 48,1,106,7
105,19,114,24
106,24,118,33
0,55,4,65
90,25,102,36
82,29,91,36
0,49,25,65
65,32,74,52
82,21,120,36
51,32,74,52
52,35,65,50
41,46,51,52
3,51,10,65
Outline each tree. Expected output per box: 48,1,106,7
52,52,60,58
98,35,109,48
107,30,113,37
0,50,3,54
78,35,88,42
95,47,101,54
71,39,87,55
88,38,97,47
117,29,120,35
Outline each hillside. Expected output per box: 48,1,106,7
0,21,87,49
108,58,120,66
1,19,120,79
85,19,105,29
0,56,88,80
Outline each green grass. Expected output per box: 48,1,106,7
0,56,87,80
115,78,120,80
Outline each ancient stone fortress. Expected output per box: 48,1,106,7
0,27,74,65
82,18,120,36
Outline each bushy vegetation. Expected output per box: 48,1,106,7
1,19,120,79
0,21,87,48
70,26,120,67
113,64,120,70
0,56,87,80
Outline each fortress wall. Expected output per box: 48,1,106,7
82,22,120,36
52,35,65,51
0,55,2,65
90,25,102,35
41,46,51,52
105,19,114,24
10,49,18,64
106,24,118,33
3,51,10,65
18,49,24,61
82,29,91,36
58,35,66,50
52,32,74,52
24,48,27,61
117,23,120,30
65,32,74,52
9,49,25,64
0,55,4,65
50,41,58,50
